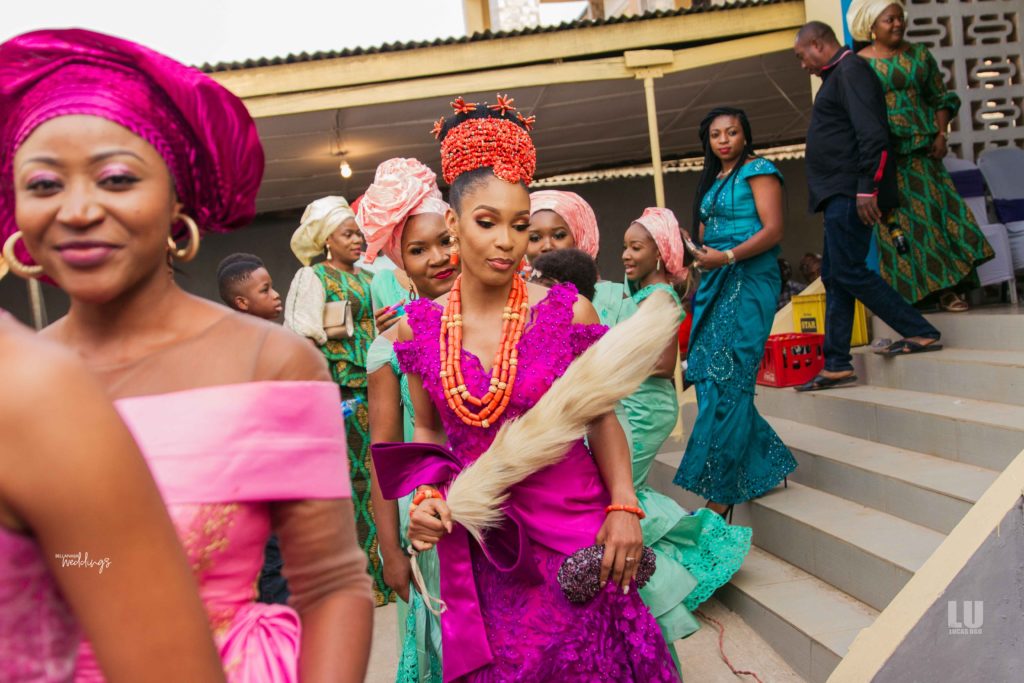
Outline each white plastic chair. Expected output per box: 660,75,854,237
944,155,1018,304
978,148,1024,275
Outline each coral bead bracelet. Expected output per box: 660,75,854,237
605,504,646,520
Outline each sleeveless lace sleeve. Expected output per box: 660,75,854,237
393,298,441,378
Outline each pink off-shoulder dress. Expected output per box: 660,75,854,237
0,526,80,682
73,314,368,682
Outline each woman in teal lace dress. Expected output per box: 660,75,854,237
360,158,457,682
620,207,752,664
673,108,797,515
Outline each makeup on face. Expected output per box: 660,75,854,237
622,222,659,282
526,210,575,261
402,214,458,299
13,116,179,303
709,116,745,164
452,175,530,285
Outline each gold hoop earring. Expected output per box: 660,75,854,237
167,214,200,262
870,30,877,41
2,231,44,279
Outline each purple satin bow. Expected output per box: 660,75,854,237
371,441,542,681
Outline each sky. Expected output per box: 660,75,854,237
2,1,589,67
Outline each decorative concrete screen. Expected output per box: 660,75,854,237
905,0,1024,161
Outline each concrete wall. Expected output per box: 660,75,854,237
872,498,1024,683
0,158,824,326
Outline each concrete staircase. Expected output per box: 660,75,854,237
649,307,1024,682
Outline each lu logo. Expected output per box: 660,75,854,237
947,600,984,632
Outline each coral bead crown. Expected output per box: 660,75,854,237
433,94,537,186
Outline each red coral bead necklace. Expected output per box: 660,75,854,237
439,273,529,428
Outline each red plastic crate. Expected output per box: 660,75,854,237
757,333,825,388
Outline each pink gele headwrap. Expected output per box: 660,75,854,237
633,207,686,283
0,29,264,269
529,190,600,258
356,158,448,269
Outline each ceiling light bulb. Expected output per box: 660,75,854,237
339,160,352,179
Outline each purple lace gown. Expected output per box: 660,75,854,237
394,283,679,683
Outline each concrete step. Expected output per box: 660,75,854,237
769,418,997,534
747,482,945,612
717,546,878,683
755,384,1024,471
871,306,1024,352
854,346,1024,407
648,452,945,612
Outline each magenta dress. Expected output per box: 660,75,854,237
387,283,679,682
74,381,352,682
0,527,80,682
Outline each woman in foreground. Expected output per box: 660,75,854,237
0,28,373,681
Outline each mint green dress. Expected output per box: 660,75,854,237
370,268,410,314
605,279,752,651
367,334,443,683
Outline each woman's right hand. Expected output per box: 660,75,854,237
381,544,412,603
408,497,453,552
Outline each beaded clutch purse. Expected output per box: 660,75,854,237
557,544,656,604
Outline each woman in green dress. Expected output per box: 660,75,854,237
524,193,750,660
673,108,797,515
618,207,752,664
360,158,456,682
848,0,993,310
284,196,391,605
527,190,632,326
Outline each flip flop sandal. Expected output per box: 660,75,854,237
795,373,858,392
876,339,944,357
939,292,969,313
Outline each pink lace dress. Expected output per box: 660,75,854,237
391,283,679,682
0,527,80,682
73,381,353,682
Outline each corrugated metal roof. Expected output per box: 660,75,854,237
199,0,796,73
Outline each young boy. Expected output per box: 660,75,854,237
216,253,283,320
215,253,288,605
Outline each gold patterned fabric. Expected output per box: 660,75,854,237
867,43,994,303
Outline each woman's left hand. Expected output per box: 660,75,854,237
930,133,948,160
596,511,644,593
374,300,405,334
694,246,730,271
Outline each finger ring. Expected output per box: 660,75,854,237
625,557,636,564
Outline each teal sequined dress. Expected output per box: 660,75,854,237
603,280,752,650
674,158,797,504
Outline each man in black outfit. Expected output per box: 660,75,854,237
793,21,941,392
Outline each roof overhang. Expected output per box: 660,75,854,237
207,1,809,213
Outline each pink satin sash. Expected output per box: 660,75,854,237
372,440,608,681
220,603,301,681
